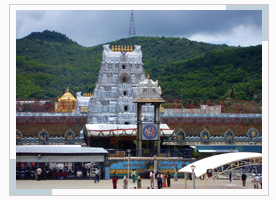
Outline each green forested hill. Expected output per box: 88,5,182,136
16,30,261,100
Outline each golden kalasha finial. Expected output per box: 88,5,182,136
130,46,133,52
147,74,150,79
115,45,117,52
127,46,130,52
118,45,121,52
124,46,127,52
66,87,69,93
111,45,114,51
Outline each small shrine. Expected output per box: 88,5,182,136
56,87,76,113
133,74,165,156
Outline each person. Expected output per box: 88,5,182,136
149,171,154,188
35,169,38,180
188,173,192,180
53,168,57,179
123,176,128,189
252,172,256,180
174,167,178,181
98,169,101,182
157,174,162,189
94,169,99,183
112,174,118,189
137,176,142,189
131,169,136,183
135,169,138,182
259,174,262,189
229,172,232,184
241,172,247,187
30,169,35,180
166,172,171,187
162,174,166,187
37,167,42,181
255,174,260,189
42,167,46,180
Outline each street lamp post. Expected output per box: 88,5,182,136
191,164,196,189
127,149,131,180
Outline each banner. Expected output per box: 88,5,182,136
142,124,158,140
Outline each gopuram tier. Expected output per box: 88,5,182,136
87,44,156,125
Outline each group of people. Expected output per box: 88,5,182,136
16,167,47,180
34,167,46,181
251,173,262,189
157,172,171,189
111,172,142,189
232,171,262,189
112,171,172,189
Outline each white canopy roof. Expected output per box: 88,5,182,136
16,145,108,154
179,152,262,177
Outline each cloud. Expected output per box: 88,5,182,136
16,10,262,47
188,24,262,46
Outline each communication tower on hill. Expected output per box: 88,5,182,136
129,10,136,38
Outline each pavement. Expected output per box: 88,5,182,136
16,177,258,189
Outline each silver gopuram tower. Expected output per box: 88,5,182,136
87,44,154,125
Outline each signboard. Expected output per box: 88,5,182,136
142,124,158,140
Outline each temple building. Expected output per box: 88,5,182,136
85,44,174,149
56,87,76,113
87,44,155,124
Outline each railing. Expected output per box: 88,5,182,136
106,149,193,158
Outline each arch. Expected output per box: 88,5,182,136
16,129,23,144
247,128,259,139
224,129,235,143
200,128,210,143
120,73,130,84
38,129,49,144
176,129,186,141
65,129,75,144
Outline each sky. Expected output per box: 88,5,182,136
16,10,262,47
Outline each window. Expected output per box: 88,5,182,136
124,106,128,111
122,65,126,69
124,122,130,125
122,77,127,83
123,91,127,96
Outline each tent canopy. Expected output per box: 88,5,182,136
178,152,262,177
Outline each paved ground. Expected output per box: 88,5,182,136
16,177,258,189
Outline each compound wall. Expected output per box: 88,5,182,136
16,114,87,137
161,113,262,136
